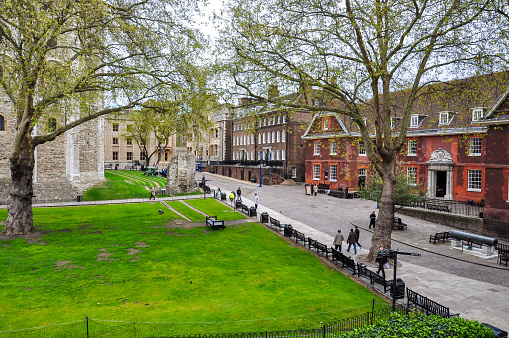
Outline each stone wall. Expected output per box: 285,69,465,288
0,90,105,204
397,207,484,234
166,154,196,194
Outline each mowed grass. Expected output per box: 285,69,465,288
167,201,207,222
0,203,388,334
83,170,201,201
185,198,247,221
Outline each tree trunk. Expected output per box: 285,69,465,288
2,141,36,235
367,160,396,260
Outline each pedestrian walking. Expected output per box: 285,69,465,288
344,186,349,198
375,246,387,278
369,211,376,229
312,184,318,196
149,187,156,200
354,225,362,248
346,228,357,254
310,183,315,196
229,191,235,206
254,193,259,209
236,187,242,201
333,230,344,252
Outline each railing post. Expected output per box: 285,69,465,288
371,299,375,325
322,324,326,338
86,316,89,338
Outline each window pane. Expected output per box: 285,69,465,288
468,170,482,190
313,164,320,179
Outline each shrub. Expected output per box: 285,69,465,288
339,312,494,338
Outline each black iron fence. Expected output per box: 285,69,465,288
208,160,284,167
0,306,406,338
403,198,484,218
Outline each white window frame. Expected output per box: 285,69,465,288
277,131,281,143
407,140,417,156
282,130,286,142
439,112,452,125
330,140,337,155
323,118,329,130
272,131,275,143
276,150,280,160
262,132,266,144
277,116,281,124
472,108,483,122
469,137,482,156
314,142,320,155
282,150,286,160
468,169,482,192
330,165,338,181
291,167,296,178
407,167,417,186
359,141,366,156
282,115,286,123
313,164,320,180
410,115,419,128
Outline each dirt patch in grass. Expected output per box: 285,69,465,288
135,242,149,247
0,231,45,242
127,248,141,255
164,219,204,229
97,248,116,261
55,260,84,270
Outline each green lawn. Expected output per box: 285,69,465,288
83,170,199,200
0,204,388,335
185,198,247,221
167,201,207,222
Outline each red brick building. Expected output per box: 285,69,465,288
211,94,314,183
302,73,509,238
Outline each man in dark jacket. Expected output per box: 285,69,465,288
354,226,362,249
346,229,357,254
375,247,387,278
369,211,376,229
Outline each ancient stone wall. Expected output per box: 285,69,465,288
0,90,105,204
166,154,196,194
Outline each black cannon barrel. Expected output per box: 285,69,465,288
450,230,498,247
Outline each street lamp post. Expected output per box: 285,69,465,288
259,150,262,187
378,249,421,311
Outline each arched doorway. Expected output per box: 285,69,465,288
426,148,454,199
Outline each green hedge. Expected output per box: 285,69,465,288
340,312,494,338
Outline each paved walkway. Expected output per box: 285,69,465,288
3,173,508,330
202,172,509,331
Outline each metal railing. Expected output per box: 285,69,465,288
0,306,406,337
400,198,484,218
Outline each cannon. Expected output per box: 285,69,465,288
449,230,497,255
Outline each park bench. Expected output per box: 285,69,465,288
307,237,318,251
392,217,407,230
426,203,451,213
330,248,359,276
315,241,332,259
407,288,459,318
357,265,388,292
292,229,308,246
497,243,509,266
269,217,285,232
205,216,225,230
429,231,450,244
329,190,344,198
317,183,330,194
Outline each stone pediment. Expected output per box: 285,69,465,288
427,148,454,165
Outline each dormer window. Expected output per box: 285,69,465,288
391,117,401,129
323,118,329,130
472,108,484,122
410,115,419,128
439,111,454,125
313,99,320,106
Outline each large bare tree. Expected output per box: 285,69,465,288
218,0,494,258
0,0,207,235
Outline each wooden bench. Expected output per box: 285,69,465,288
429,231,450,244
497,244,509,266
407,288,459,318
292,229,308,246
205,216,225,230
330,248,359,276
315,241,332,259
392,217,407,230
317,183,330,194
426,203,451,213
